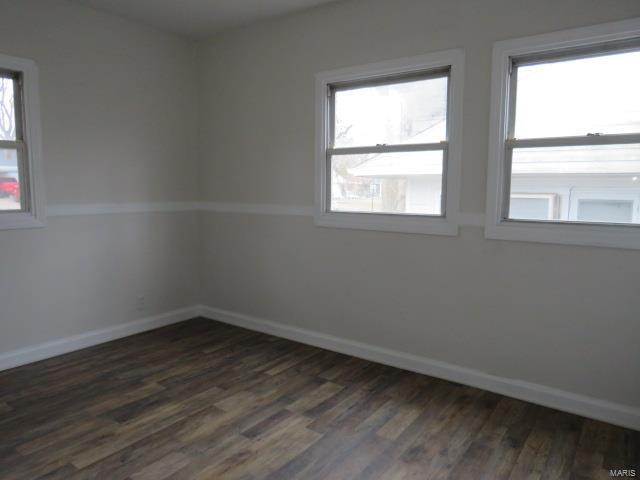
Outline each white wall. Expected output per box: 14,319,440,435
0,0,200,353
198,0,640,410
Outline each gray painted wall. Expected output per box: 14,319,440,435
0,0,638,414
198,0,640,408
0,0,200,352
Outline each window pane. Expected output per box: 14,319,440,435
577,199,633,223
333,76,447,148
509,144,640,224
330,150,443,215
0,77,16,141
0,148,21,211
514,50,640,138
510,197,551,220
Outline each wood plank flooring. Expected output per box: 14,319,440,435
0,318,637,479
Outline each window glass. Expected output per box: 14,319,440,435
0,76,16,141
333,76,447,148
330,151,443,215
514,51,640,139
509,144,640,224
0,75,21,212
0,148,20,210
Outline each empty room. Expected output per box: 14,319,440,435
1,0,639,478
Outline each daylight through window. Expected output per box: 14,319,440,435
328,70,449,216
0,72,23,212
505,46,640,225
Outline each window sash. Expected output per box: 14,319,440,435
501,137,640,224
0,143,28,214
501,45,640,225
511,36,640,69
328,70,450,149
1,74,24,142
506,133,640,149
326,69,451,217
327,141,448,156
506,43,640,143
326,145,449,217
0,72,28,214
0,139,24,149
328,68,449,96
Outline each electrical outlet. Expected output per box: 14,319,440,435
136,295,146,311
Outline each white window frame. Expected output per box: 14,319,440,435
0,53,45,230
315,50,464,236
485,18,640,250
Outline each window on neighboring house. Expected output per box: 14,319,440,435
0,53,44,229
577,199,634,223
509,193,558,221
486,18,640,249
570,189,639,224
315,50,464,235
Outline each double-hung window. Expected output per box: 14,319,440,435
0,53,44,230
486,18,640,249
315,50,464,235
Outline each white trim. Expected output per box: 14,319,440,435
199,304,640,431
330,142,447,155
0,306,199,371
46,202,201,217
46,201,310,217
507,133,640,149
43,201,486,228
314,211,458,235
486,221,640,250
485,17,640,250
315,50,464,236
199,201,313,217
200,201,485,228
0,53,46,230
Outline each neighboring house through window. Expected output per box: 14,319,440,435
486,18,640,249
315,50,464,235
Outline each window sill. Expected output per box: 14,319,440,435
315,211,459,236
0,211,45,230
485,219,640,250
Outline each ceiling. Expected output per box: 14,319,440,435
72,0,339,38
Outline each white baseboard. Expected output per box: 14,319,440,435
198,305,640,431
0,306,199,372
3,303,636,430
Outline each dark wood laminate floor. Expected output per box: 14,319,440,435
0,318,637,479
